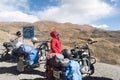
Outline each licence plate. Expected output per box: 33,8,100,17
53,70,60,79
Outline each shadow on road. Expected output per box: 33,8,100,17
0,66,45,77
0,54,17,63
83,76,113,80
22,69,45,77
20,76,113,80
0,66,19,75
20,78,46,80
0,65,114,80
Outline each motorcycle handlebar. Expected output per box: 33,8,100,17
33,40,50,44
72,39,97,49
87,40,97,44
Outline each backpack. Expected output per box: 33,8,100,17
46,53,65,78
63,60,82,80
46,53,58,78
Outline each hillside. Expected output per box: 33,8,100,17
0,21,120,65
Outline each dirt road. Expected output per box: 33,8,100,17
0,60,120,80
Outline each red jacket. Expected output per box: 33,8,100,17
50,30,62,53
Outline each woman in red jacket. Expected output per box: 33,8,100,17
50,30,62,53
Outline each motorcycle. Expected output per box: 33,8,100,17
31,37,51,62
71,39,97,78
46,53,82,80
36,40,50,62
16,44,39,72
46,53,70,80
46,39,97,80
1,31,21,61
16,38,50,72
17,50,40,72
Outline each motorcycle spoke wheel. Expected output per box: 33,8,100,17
90,65,95,75
1,51,8,60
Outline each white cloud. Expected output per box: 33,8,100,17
0,0,117,24
92,24,109,29
0,11,39,22
0,0,39,22
36,0,115,24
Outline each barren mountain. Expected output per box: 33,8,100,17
0,21,120,65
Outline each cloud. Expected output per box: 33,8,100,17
92,24,109,29
36,0,115,24
0,11,39,22
0,0,117,24
0,0,39,22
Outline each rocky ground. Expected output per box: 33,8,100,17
0,58,120,80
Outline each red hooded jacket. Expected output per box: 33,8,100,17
50,30,62,53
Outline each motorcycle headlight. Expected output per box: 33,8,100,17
82,50,89,56
82,52,88,55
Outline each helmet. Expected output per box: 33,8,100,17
31,37,38,43
56,32,59,36
62,49,72,59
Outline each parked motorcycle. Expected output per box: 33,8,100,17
46,53,82,80
71,38,97,77
16,48,39,72
16,37,50,72
46,38,97,79
1,31,21,61
16,44,39,72
31,37,51,62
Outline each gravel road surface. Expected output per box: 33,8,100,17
0,59,120,80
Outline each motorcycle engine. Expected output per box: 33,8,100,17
80,57,90,74
81,66,89,74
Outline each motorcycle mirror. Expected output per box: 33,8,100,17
16,31,21,37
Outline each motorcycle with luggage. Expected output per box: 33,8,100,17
1,31,22,61
16,43,39,72
70,38,97,77
31,37,51,63
45,53,82,80
16,37,50,72
45,38,97,79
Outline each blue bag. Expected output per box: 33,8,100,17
19,44,39,65
63,60,82,80
19,44,34,54
28,49,39,65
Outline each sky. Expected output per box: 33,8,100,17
0,0,120,30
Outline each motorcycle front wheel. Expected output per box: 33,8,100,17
1,50,10,60
90,64,95,75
